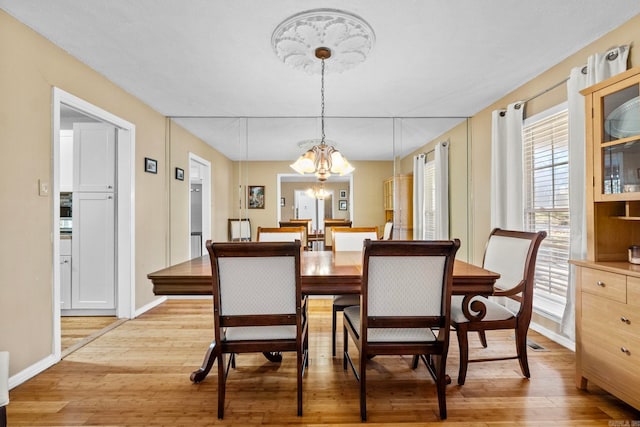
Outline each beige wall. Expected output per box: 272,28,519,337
0,10,232,376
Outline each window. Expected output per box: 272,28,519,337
523,103,569,319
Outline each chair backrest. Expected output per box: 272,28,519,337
0,351,8,407
257,226,307,248
324,219,352,247
481,228,547,320
362,239,460,333
381,221,393,240
281,219,313,235
207,240,302,319
228,218,251,241
333,227,378,252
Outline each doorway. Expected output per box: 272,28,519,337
189,153,211,259
52,88,135,361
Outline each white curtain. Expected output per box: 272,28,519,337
413,154,426,239
413,141,449,240
434,141,449,239
561,45,629,340
490,102,525,230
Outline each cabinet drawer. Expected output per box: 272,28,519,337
582,332,640,401
580,268,626,303
627,276,640,308
582,293,640,341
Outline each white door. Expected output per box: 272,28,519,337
295,191,319,231
71,192,115,309
73,123,115,192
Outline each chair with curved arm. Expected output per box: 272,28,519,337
450,228,547,385
0,351,8,427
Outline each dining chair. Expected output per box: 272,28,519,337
343,239,460,420
279,220,312,249
450,228,546,385
324,219,352,249
331,227,379,357
0,351,8,427
206,240,309,418
257,226,307,249
380,221,393,240
227,218,251,242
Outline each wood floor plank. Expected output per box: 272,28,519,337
7,299,640,425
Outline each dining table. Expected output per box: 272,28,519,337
148,250,500,382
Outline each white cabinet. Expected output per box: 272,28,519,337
72,192,115,309
73,123,115,192
60,238,72,310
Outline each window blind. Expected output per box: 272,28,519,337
423,158,436,240
523,106,570,312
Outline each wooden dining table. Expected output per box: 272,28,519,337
148,250,500,383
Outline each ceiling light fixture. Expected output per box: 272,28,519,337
273,9,374,181
289,47,354,181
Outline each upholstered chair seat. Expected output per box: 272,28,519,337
344,306,437,342
450,295,516,323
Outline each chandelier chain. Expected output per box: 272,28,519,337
320,58,325,144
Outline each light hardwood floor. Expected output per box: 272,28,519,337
8,299,640,426
61,315,121,357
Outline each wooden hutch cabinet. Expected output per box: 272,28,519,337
383,174,413,239
571,66,640,410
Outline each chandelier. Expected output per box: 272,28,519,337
289,48,354,181
272,9,375,182
305,182,331,200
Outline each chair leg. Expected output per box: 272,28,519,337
0,406,5,427
297,347,303,416
456,325,470,385
411,355,419,369
217,352,226,419
477,330,488,348
359,348,367,421
332,305,338,357
515,328,531,378
343,325,348,370
433,354,447,420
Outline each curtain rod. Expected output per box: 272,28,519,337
501,46,624,115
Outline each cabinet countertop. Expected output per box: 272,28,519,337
570,259,640,278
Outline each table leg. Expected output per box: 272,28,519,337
190,340,216,383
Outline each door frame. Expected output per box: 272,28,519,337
52,87,136,360
188,152,211,258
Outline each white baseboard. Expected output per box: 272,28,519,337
530,321,575,351
134,296,167,317
8,354,58,389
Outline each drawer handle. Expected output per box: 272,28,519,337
596,281,606,287
620,316,631,325
620,347,631,356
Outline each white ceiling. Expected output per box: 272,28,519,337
2,1,639,160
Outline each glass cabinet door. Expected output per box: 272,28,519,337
594,76,640,200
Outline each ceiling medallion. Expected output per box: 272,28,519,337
271,8,375,74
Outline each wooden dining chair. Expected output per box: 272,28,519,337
380,221,393,240
279,220,312,249
343,239,460,420
257,226,307,249
330,227,378,357
227,218,251,242
324,219,352,249
450,228,546,385
206,240,309,418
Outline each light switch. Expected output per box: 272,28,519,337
39,179,49,196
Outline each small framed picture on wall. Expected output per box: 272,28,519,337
338,199,347,211
248,185,265,209
175,167,184,181
144,157,157,174
339,189,347,198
